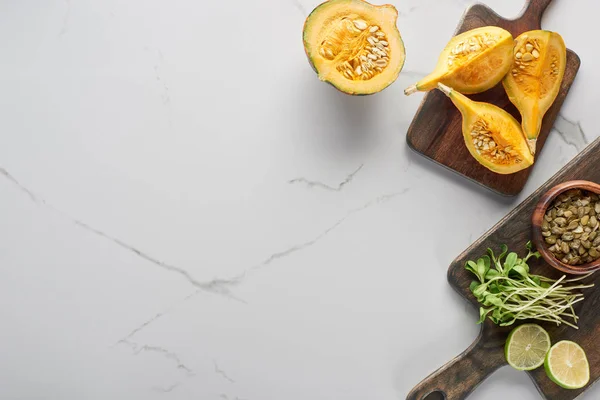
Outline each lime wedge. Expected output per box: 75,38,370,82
505,324,551,371
545,340,590,389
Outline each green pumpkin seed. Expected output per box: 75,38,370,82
563,210,573,218
581,215,590,226
554,217,567,227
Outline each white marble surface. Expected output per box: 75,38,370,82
0,0,597,399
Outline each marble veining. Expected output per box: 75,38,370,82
153,383,180,393
288,164,364,191
214,360,236,384
553,114,589,152
120,340,195,375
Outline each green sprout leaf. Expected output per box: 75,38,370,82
470,281,479,293
483,294,503,307
477,307,492,324
485,269,500,280
504,252,518,274
498,244,509,261
473,284,488,298
526,240,534,251
510,265,529,279
466,261,482,282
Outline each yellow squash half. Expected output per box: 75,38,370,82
303,0,405,95
405,26,513,95
503,30,567,155
437,83,534,175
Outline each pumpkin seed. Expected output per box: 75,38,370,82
581,215,590,226
542,220,550,231
567,220,579,230
554,217,567,227
353,19,368,30
581,232,590,242
563,210,573,218
562,232,574,241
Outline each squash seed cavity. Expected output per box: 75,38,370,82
318,15,391,81
511,38,562,92
470,118,524,164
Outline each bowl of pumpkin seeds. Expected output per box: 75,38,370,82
532,180,600,275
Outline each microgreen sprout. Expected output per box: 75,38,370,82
466,241,595,329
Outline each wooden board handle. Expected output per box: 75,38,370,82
406,334,506,400
520,0,553,29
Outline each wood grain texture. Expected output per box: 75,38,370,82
407,138,600,400
405,0,581,196
531,180,600,275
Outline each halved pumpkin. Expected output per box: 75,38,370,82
503,30,567,155
302,0,405,95
405,26,513,95
437,83,534,175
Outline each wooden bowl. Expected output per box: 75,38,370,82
532,180,600,275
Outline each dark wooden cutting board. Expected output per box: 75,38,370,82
406,0,580,196
407,137,600,400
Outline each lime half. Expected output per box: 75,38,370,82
505,324,551,371
545,341,590,389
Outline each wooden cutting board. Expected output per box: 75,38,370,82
406,0,580,196
407,137,600,400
